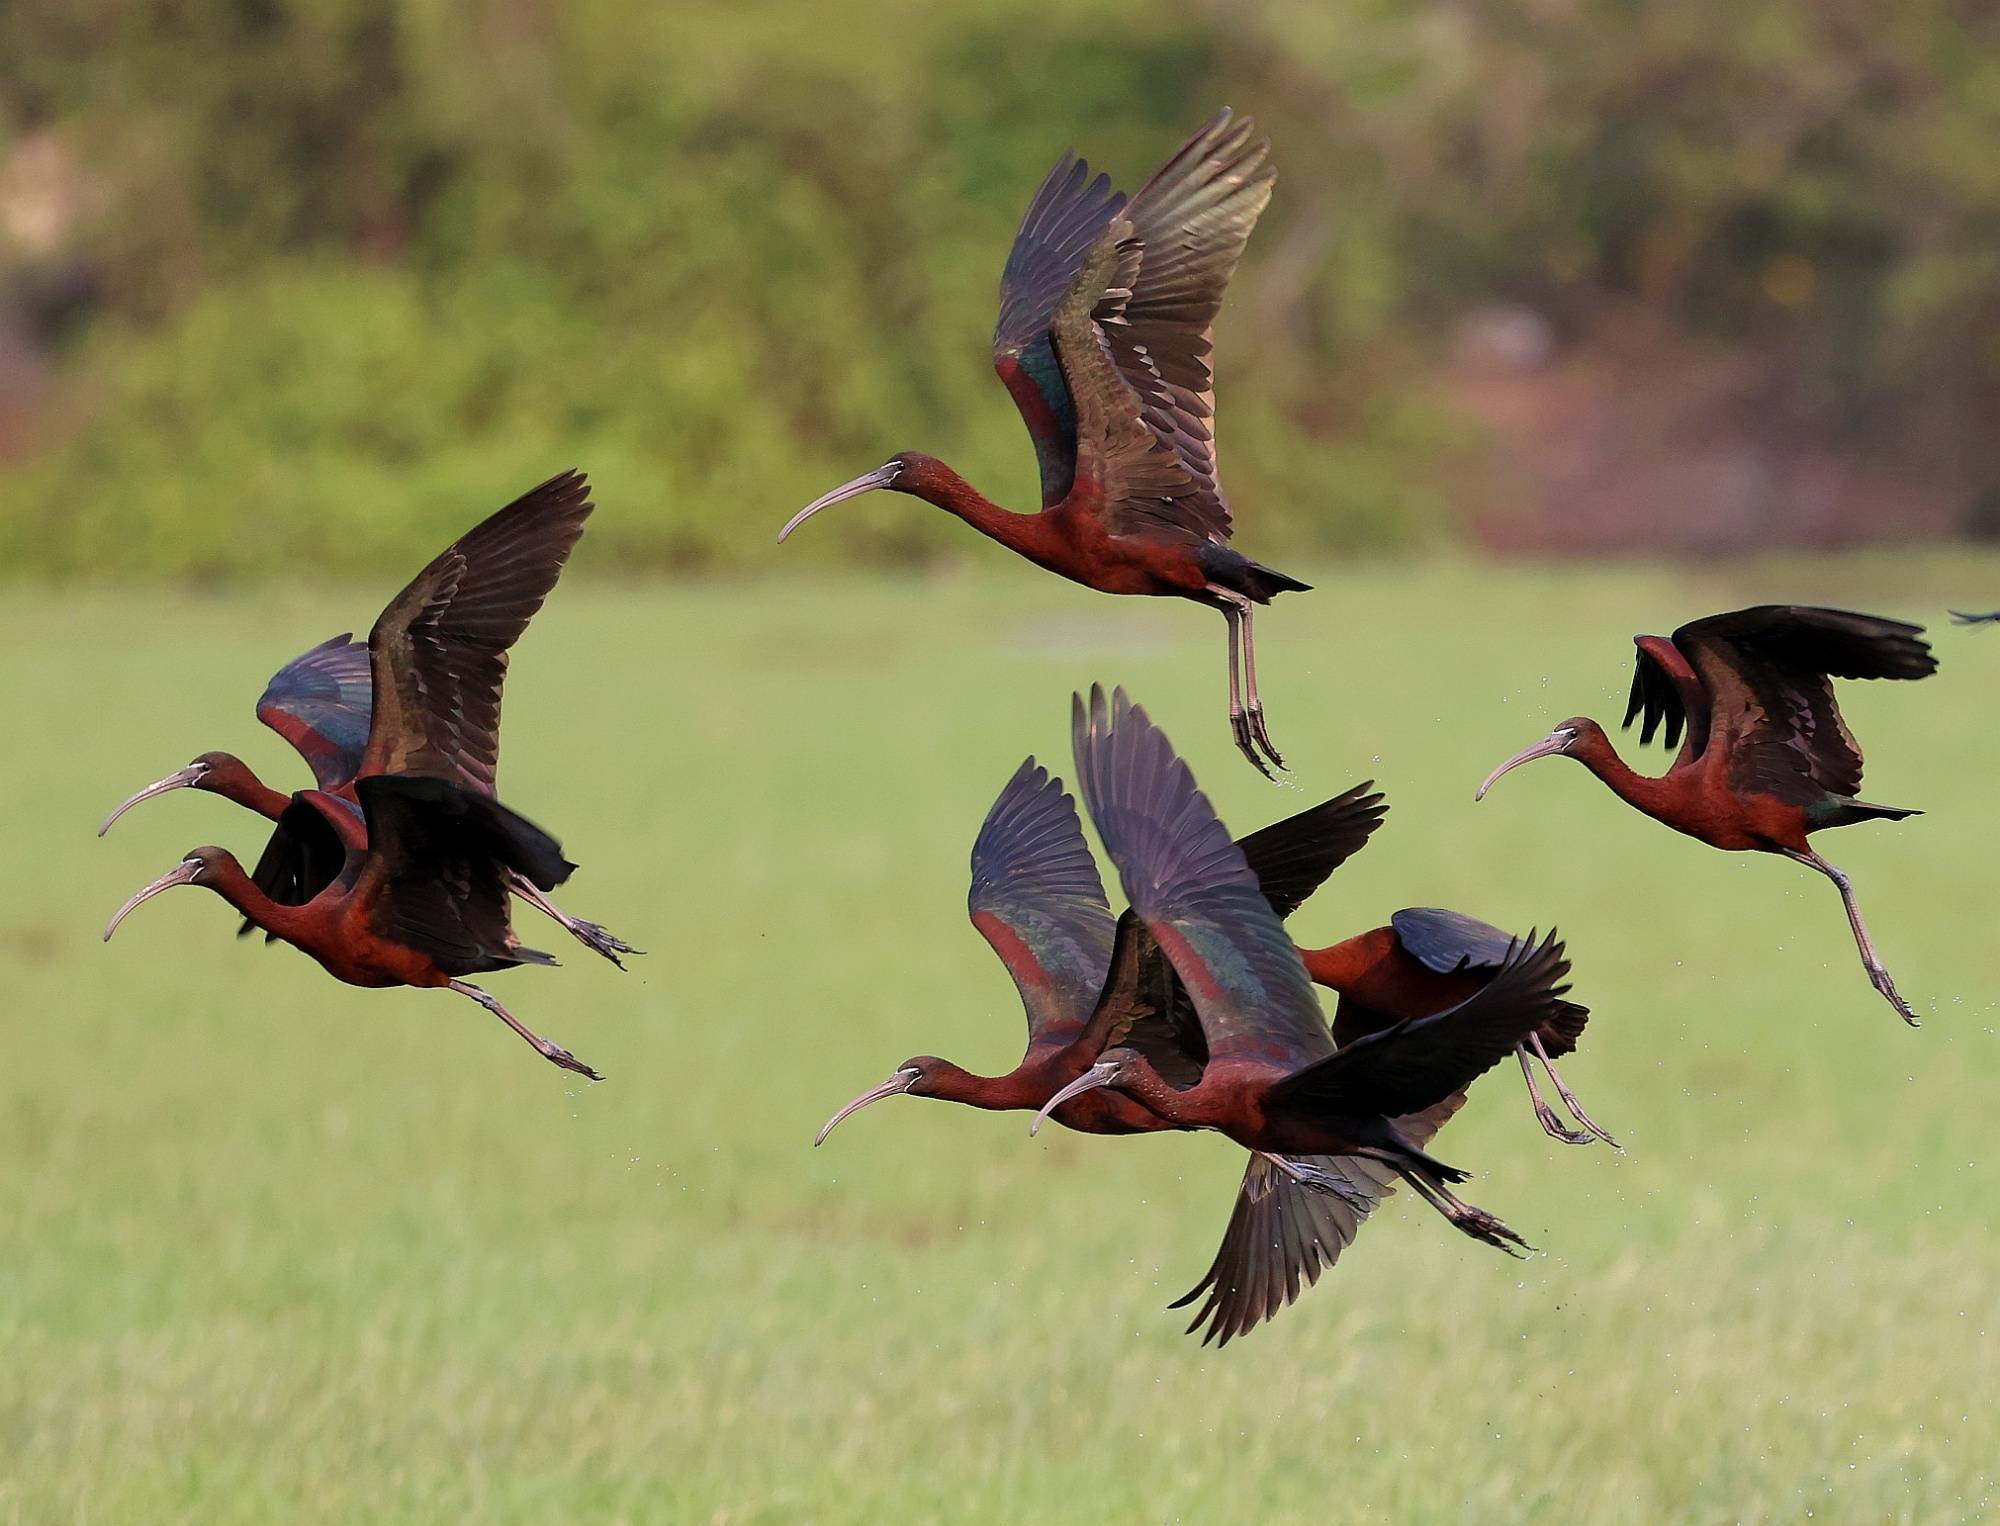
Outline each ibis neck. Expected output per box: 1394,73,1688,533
1570,730,1680,818
202,856,314,941
900,458,1044,557
921,1058,1045,1113
210,766,292,822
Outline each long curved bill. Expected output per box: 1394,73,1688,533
776,462,901,544
103,859,202,941
1475,730,1573,802
99,764,208,837
1029,1061,1120,1137
813,1068,919,1146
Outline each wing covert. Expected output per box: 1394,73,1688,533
257,635,374,790
967,758,1116,1042
361,471,593,795
1071,684,1330,1068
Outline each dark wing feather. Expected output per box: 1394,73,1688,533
238,795,352,941
1390,906,1516,975
1170,1095,1464,1347
256,635,374,791
1049,228,1215,541
361,471,593,795
1234,784,1387,923
1268,932,1571,1119
993,153,1128,507
1102,109,1273,536
1622,635,1704,756
967,758,1116,1044
1073,907,1210,1087
1674,606,1934,804
1071,685,1331,1069
354,774,571,975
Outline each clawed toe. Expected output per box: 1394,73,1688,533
1230,711,1275,780
545,1045,605,1081
1246,706,1286,772
1449,1206,1533,1256
1533,1101,1598,1147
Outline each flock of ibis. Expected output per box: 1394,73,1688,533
100,110,1971,1346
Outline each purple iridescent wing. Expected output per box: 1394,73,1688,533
967,758,1117,1045
1070,684,1331,1070
256,634,374,791
993,151,1128,507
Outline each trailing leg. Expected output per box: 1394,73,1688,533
1256,1150,1372,1209
1398,1163,1532,1256
1786,849,1919,1026
1218,600,1271,779
504,870,641,970
448,979,604,1080
1528,1032,1619,1147
1238,604,1286,772
1517,1043,1595,1146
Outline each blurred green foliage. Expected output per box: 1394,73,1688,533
1,0,1996,578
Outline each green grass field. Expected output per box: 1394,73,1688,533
4,559,1998,1523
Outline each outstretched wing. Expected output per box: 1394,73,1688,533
361,471,593,795
1390,906,1515,975
1102,109,1273,533
1072,684,1331,1070
1269,933,1571,1119
1622,634,1708,760
354,774,572,974
1673,606,1934,804
1070,789,1379,1087
1170,1095,1463,1347
993,153,1128,506
1039,113,1272,546
1235,784,1388,922
256,635,374,791
967,758,1117,1044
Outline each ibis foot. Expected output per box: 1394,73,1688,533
1264,1153,1370,1208
1444,1201,1533,1257
1527,1035,1621,1148
1245,704,1286,772
1230,708,1276,780
1872,968,1920,1027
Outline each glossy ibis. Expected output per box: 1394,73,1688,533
1475,605,1935,1024
777,111,1306,776
101,474,607,1078
1038,688,1575,1315
99,472,635,968
818,752,1459,1344
1300,908,1608,1146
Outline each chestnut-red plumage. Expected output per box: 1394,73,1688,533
777,111,1307,776
1034,687,1580,1342
814,753,1437,1344
100,474,614,1077
99,471,635,969
1302,907,1610,1147
1477,604,1934,1025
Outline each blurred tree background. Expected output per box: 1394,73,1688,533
1,0,1996,580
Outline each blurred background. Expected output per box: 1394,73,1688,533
5,4,1999,1522
4,0,1999,578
